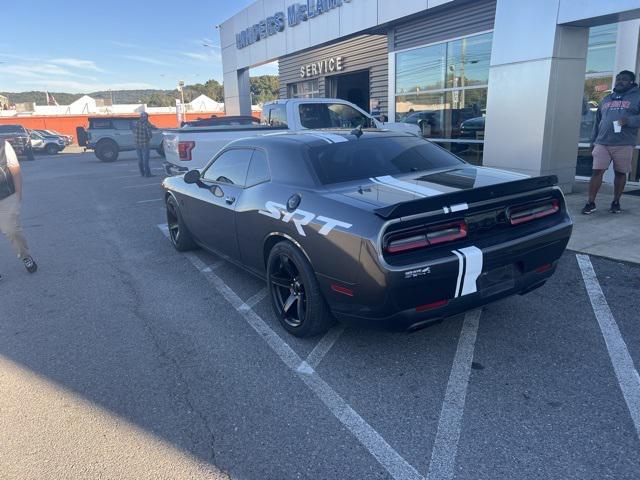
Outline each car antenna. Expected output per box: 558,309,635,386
350,124,363,138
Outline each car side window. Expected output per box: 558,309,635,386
202,149,253,186
91,119,112,129
269,105,288,127
245,150,270,187
114,119,133,130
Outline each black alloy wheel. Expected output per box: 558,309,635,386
267,241,334,337
270,253,306,328
166,196,197,252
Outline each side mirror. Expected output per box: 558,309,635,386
184,170,201,184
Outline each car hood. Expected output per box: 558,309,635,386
331,166,529,208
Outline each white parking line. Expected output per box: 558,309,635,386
136,198,163,204
157,224,423,480
427,309,481,480
576,254,640,440
304,325,346,370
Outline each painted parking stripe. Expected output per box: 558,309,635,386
576,254,640,439
157,225,424,480
427,309,481,480
304,325,346,370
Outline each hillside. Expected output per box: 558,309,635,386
1,75,279,107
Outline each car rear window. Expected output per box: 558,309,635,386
308,136,464,185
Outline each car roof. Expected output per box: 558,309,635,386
229,129,417,149
263,98,363,106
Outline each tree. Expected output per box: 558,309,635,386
250,75,279,105
143,92,175,107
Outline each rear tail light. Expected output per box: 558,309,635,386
507,199,559,225
385,220,468,254
178,141,196,161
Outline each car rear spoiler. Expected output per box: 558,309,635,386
374,175,558,220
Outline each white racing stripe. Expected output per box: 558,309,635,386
458,247,482,296
373,175,443,197
451,247,483,298
452,251,464,298
576,254,640,439
313,132,349,143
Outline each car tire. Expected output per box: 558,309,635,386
166,196,198,252
95,140,119,162
45,143,59,155
156,142,165,158
267,241,334,337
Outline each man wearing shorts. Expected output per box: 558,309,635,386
583,70,640,214
0,140,37,279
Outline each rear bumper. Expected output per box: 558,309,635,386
164,162,189,176
323,220,572,331
333,261,557,331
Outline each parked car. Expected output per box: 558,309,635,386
0,124,35,161
163,98,421,175
38,129,73,145
182,115,260,128
29,130,66,154
162,130,572,337
77,116,164,162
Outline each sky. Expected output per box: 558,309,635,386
0,0,278,93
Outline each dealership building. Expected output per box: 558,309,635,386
220,0,640,189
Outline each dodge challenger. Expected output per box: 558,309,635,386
162,130,572,337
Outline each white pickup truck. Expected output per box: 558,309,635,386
162,98,420,175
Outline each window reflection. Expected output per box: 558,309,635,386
394,32,492,153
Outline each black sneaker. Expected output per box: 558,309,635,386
23,256,37,273
581,202,596,214
609,201,622,214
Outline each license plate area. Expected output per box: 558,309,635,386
478,264,516,297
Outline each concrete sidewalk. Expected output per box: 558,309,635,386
565,180,640,264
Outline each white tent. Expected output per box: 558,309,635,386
67,95,97,114
187,94,223,113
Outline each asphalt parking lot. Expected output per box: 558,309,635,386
1,151,639,480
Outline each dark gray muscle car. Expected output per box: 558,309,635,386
162,130,572,337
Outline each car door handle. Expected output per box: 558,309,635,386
225,196,235,205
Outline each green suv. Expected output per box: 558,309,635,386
78,116,164,162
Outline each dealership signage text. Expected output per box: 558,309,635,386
300,57,343,78
235,0,352,49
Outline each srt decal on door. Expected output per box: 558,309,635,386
259,201,352,237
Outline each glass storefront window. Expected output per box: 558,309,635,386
434,142,485,167
288,79,320,98
395,43,446,94
446,34,492,88
586,24,617,75
394,32,492,161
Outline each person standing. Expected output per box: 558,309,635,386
582,70,640,214
132,112,155,177
0,140,37,277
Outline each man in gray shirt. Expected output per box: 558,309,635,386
0,140,37,278
582,70,640,214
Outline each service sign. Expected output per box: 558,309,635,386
300,57,343,78
235,0,353,50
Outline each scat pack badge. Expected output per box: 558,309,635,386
404,266,431,279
